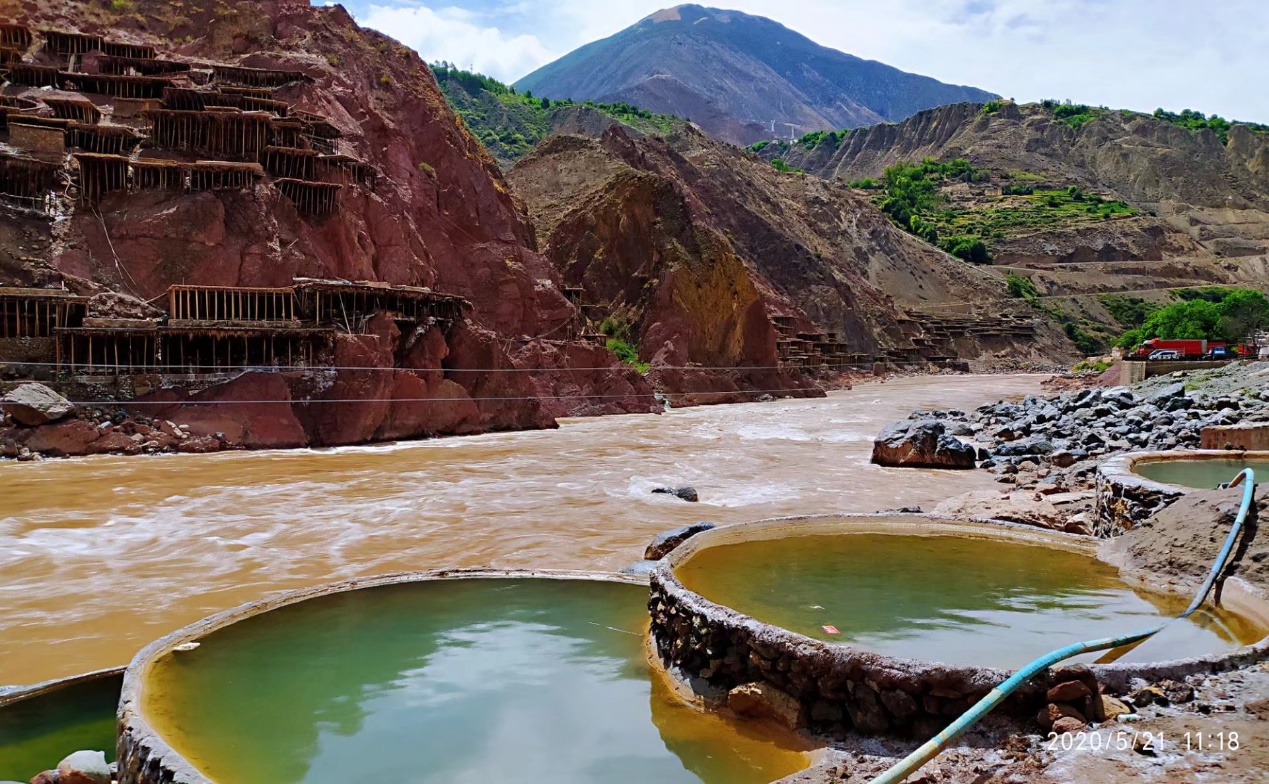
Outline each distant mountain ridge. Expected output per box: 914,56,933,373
514,4,997,146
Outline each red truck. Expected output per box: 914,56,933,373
1130,339,1227,359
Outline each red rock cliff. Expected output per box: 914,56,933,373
0,0,660,452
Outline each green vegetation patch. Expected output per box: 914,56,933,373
1005,273,1107,355
876,158,1135,263
1117,288,1269,348
1151,108,1269,145
430,63,678,164
1098,295,1159,328
599,317,650,372
1040,100,1103,130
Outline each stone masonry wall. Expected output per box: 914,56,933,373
1093,455,1190,535
648,568,1051,739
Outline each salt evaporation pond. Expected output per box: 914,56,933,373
1132,456,1269,490
140,578,808,784
675,533,1262,668
0,673,120,781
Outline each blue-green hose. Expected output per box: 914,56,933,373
870,468,1257,784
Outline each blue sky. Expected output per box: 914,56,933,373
336,1,1269,123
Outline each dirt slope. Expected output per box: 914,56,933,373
509,123,1074,392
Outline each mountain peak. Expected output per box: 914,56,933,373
516,8,996,147
646,5,739,24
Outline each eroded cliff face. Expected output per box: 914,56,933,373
508,124,1069,394
0,0,660,453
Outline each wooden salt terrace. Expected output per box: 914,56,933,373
294,279,469,327
0,22,32,50
55,323,333,376
0,288,88,339
218,85,275,99
0,96,40,132
4,63,61,88
168,285,297,324
161,86,210,111
203,92,289,117
317,154,377,190
1,45,23,65
0,155,61,211
59,72,176,100
42,96,101,124
130,158,185,192
263,146,318,180
268,117,305,148
146,109,273,161
94,55,190,76
67,123,144,155
275,177,340,217
74,152,129,204
212,64,310,88
111,98,161,123
188,161,264,192
39,29,103,57
7,118,68,159
40,29,156,60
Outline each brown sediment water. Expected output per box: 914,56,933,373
0,375,1045,686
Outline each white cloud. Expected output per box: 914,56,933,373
351,1,1269,122
359,4,555,82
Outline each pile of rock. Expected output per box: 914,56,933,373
966,384,1269,469
1035,664,1132,736
1,383,224,460
878,383,1269,475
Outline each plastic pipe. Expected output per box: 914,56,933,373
870,469,1256,784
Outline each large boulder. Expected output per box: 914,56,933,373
1,383,75,427
644,522,715,560
871,420,977,469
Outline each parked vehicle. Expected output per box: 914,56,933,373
1147,349,1180,360
1131,339,1227,359
1203,346,1236,360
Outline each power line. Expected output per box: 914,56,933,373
63,386,846,406
1,359,927,373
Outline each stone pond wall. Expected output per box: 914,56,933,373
1093,454,1188,535
648,566,1051,739
648,514,1269,742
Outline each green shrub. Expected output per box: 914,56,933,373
1006,273,1039,301
599,316,630,341
981,100,1003,114
1099,295,1158,327
606,338,650,373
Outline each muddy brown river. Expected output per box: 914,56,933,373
0,375,1046,686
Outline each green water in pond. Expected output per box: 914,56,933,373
1133,458,1269,490
144,579,807,784
677,534,1262,669
0,673,120,781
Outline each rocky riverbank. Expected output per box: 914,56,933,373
873,362,1269,534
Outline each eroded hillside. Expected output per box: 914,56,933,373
509,123,1074,400
767,101,1269,262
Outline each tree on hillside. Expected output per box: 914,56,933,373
1219,288,1269,342
1116,288,1269,347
